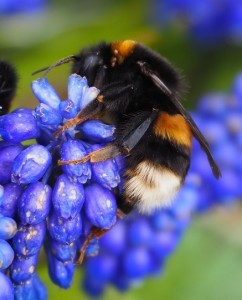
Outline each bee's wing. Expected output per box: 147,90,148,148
138,61,221,179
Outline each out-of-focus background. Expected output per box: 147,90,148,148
1,0,242,299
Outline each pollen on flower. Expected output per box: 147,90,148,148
26,229,38,240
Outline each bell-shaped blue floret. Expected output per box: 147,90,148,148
61,139,91,183
52,174,84,219
17,182,51,225
11,145,52,185
12,222,46,257
31,78,61,110
84,183,117,229
0,110,40,142
0,239,14,269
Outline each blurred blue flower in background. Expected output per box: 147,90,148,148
0,0,47,15
153,0,242,44
0,70,241,298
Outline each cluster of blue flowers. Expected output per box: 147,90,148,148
153,0,242,44
0,72,241,299
81,73,242,296
0,74,122,299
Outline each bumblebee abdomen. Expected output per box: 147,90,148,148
123,161,182,214
119,112,192,214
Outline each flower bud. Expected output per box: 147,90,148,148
47,251,75,289
0,143,23,184
32,273,48,300
0,111,40,142
50,239,77,263
12,222,46,257
68,74,88,110
34,103,62,125
14,277,36,300
84,183,117,229
0,183,22,217
0,239,14,269
61,140,91,183
91,144,120,189
68,74,99,110
10,253,38,284
59,99,77,119
18,182,51,225
0,216,17,240
0,272,14,300
12,145,52,185
79,120,115,143
31,78,61,110
52,174,84,219
48,212,82,244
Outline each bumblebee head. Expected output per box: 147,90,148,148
111,40,137,66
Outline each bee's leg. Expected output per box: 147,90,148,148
58,143,121,166
54,82,133,138
77,208,125,264
54,98,104,138
58,110,159,166
76,227,108,264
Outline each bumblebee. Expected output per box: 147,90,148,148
0,60,17,115
41,40,221,214
35,40,221,262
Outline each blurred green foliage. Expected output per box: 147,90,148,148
1,0,242,299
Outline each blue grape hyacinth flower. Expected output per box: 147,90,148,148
152,0,242,44
0,73,123,298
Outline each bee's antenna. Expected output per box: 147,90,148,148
32,55,79,77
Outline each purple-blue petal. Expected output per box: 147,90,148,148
0,239,14,269
10,253,38,284
0,272,14,300
91,145,120,189
11,145,52,185
79,120,116,143
48,212,82,244
68,74,88,110
50,239,77,263
61,140,91,183
12,222,46,257
18,182,51,225
0,143,23,184
47,251,75,289
60,99,78,119
0,111,40,142
0,183,22,217
52,174,84,219
31,78,61,110
34,103,62,125
0,216,17,240
84,183,117,229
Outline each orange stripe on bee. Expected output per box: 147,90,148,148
154,112,192,147
111,40,137,64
